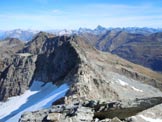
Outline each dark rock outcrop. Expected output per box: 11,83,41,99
21,32,80,83
0,55,37,101
0,38,30,101
34,39,80,83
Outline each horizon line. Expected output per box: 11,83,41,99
1,26,162,31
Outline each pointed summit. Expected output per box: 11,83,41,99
95,25,106,30
94,25,107,34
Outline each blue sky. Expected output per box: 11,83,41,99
0,0,162,30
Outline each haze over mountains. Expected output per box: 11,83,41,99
1,26,162,41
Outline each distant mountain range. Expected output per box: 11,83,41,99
78,26,162,35
0,29,75,42
1,26,162,42
0,29,38,42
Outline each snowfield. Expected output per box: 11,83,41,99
0,81,69,122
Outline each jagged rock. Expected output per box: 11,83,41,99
20,110,50,122
34,40,80,83
0,54,37,101
20,104,94,122
21,32,65,55
20,33,81,83
0,38,24,59
0,38,24,74
19,97,162,122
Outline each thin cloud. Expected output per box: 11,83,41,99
0,3,162,29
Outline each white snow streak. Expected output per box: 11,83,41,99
131,86,143,92
117,79,128,86
116,79,143,92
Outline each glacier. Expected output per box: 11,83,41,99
0,81,69,122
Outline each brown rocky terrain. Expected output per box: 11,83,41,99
0,38,24,73
20,97,162,122
0,32,162,122
80,30,162,72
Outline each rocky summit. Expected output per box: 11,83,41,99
0,32,162,122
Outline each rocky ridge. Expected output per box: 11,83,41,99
1,27,162,73
0,32,162,121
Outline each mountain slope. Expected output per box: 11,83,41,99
19,33,162,122
80,30,162,72
111,32,162,72
0,32,162,122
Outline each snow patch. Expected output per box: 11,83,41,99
117,79,128,86
0,81,69,122
116,79,143,92
139,115,162,122
17,53,32,57
131,86,143,92
0,90,38,119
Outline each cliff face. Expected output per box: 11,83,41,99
0,38,24,73
21,32,80,83
34,40,80,83
0,55,37,101
0,38,29,101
